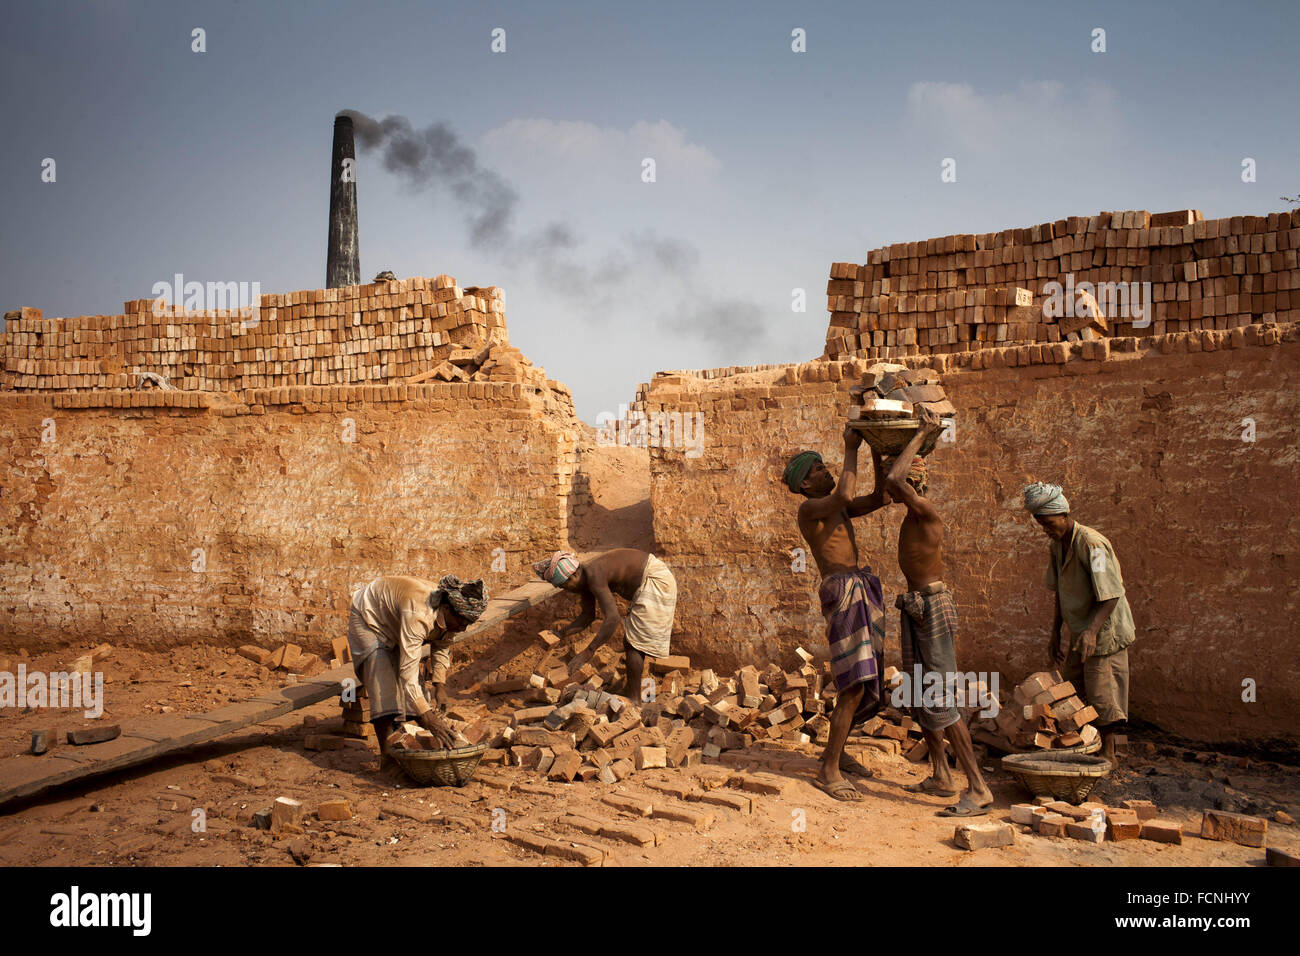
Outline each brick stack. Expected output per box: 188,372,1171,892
974,670,1100,751
0,275,560,393
825,208,1300,360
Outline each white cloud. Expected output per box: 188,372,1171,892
905,79,1122,154
481,118,722,182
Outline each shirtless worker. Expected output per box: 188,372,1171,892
533,549,677,700
346,574,488,767
784,426,892,802
883,409,993,817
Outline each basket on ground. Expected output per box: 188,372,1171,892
391,742,488,786
1000,751,1113,804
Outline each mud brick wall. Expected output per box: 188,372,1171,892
644,323,1300,745
0,380,587,654
826,207,1300,361
0,275,550,393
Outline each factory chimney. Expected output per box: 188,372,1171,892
326,113,360,288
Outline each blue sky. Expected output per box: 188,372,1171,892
2,0,1297,419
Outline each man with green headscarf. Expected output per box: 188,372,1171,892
785,426,893,802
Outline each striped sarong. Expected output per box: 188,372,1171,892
819,567,887,725
897,582,961,732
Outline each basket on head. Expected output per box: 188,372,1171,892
1000,751,1113,804
848,418,950,457
391,742,488,787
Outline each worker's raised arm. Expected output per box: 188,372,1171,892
847,445,890,517
800,427,862,521
883,411,942,521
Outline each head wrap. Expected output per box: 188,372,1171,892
783,451,823,493
433,574,489,622
1023,481,1070,516
532,551,580,587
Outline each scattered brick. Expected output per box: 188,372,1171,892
1200,809,1267,847
955,822,1016,850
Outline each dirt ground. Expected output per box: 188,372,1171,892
0,638,1296,867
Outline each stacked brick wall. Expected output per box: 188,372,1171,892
825,207,1300,362
0,275,591,654
0,275,547,393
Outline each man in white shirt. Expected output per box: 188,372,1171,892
347,574,488,761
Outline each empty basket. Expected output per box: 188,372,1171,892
1001,751,1113,804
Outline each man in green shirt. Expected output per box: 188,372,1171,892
1023,482,1135,763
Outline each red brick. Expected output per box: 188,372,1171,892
1200,809,1267,847
955,821,1016,849
1140,819,1183,844
1122,799,1158,820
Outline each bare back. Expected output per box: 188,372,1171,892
582,548,650,601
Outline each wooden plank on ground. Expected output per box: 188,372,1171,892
451,580,561,644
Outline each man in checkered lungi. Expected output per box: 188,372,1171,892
884,409,993,818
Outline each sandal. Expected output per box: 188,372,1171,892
816,778,866,802
904,777,958,796
936,795,992,818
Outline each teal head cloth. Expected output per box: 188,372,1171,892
783,451,823,493
1023,481,1070,516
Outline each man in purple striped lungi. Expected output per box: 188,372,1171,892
785,426,892,802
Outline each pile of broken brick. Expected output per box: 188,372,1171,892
238,640,337,680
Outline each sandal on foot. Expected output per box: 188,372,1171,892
936,796,992,818
904,778,958,796
816,779,866,802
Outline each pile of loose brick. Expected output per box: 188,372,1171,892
472,635,841,784
0,274,561,394
954,800,1274,852
459,632,999,783
847,362,955,422
825,207,1300,360
973,670,1100,751
236,641,334,680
